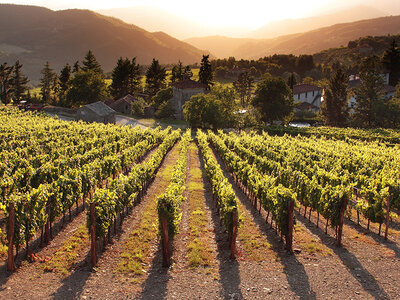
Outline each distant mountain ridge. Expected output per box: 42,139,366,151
185,15,400,59
250,5,386,38
0,4,208,81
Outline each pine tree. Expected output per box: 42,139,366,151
72,61,80,73
146,58,166,98
320,68,348,127
198,54,213,89
59,64,71,93
39,62,57,104
128,57,141,95
11,60,29,102
0,62,14,105
233,71,254,107
58,64,71,104
382,39,400,87
184,65,193,79
110,57,141,99
81,50,103,76
111,57,131,99
170,61,184,83
354,56,385,127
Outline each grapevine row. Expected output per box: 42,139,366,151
196,130,239,258
87,129,181,265
157,129,191,266
207,131,295,251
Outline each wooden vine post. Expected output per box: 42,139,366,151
285,199,294,253
90,202,97,267
384,195,391,240
44,203,50,244
230,208,238,259
7,202,15,271
337,196,348,247
161,211,170,267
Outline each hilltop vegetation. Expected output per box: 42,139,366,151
314,34,400,69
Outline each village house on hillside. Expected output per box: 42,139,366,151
77,101,116,124
170,79,207,119
293,84,323,111
108,94,136,114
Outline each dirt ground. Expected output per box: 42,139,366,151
0,142,399,299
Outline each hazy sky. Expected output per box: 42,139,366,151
2,0,400,29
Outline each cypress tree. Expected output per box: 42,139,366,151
320,68,348,127
199,54,213,89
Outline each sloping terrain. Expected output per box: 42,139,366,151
0,4,206,80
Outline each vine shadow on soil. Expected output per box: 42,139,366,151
0,202,85,290
211,147,316,300
296,212,390,300
232,182,316,299
344,218,400,260
140,243,171,300
199,151,243,299
52,253,92,300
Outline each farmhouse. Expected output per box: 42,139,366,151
293,84,323,111
77,101,116,124
170,79,207,119
108,94,136,114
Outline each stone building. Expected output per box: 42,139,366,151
77,101,116,124
108,94,136,114
170,79,207,119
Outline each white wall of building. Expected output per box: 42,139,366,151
293,89,323,107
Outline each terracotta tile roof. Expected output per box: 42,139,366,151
293,84,322,95
172,79,207,90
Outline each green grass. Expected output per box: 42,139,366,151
186,143,216,274
294,224,332,256
42,224,89,276
236,200,275,262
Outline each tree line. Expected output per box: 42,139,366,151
1,40,400,129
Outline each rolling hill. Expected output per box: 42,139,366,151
0,4,208,81
250,5,386,39
185,15,400,59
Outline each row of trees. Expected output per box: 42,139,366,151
0,61,29,104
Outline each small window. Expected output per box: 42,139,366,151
312,91,314,96
305,92,307,98
297,94,300,100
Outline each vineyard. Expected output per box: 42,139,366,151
0,107,399,299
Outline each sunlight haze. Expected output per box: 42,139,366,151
2,0,399,29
